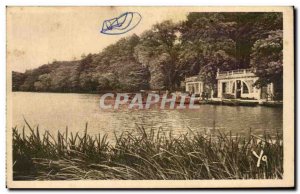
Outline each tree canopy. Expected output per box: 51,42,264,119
12,12,283,95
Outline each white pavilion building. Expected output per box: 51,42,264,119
216,68,274,100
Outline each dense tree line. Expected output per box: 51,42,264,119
12,12,283,95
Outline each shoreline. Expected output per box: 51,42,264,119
12,91,283,108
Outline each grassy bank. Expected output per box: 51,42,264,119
13,121,283,180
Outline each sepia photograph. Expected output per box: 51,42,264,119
6,6,294,188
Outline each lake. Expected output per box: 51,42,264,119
12,92,283,141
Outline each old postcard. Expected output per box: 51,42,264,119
6,6,294,188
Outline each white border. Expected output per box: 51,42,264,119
1,1,298,193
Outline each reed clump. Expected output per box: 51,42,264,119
13,121,283,180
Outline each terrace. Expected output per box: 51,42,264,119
216,69,256,79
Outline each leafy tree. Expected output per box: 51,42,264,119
34,74,51,91
12,13,283,95
135,20,179,90
179,13,237,93
224,12,283,67
178,12,282,95
12,71,25,91
250,30,283,99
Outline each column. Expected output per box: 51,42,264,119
218,81,222,98
234,80,237,98
185,83,189,92
199,82,202,94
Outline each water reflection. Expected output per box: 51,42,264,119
12,92,283,141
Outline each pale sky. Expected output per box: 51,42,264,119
7,7,189,72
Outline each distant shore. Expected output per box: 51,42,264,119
12,91,283,108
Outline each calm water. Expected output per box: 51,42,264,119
12,92,283,140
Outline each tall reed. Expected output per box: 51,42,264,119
13,121,283,180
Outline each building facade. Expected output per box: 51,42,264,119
216,69,274,100
184,75,204,95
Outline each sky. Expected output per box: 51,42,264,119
7,7,189,72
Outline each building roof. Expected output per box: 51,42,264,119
216,69,257,80
184,75,203,82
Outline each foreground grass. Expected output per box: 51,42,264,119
13,121,283,180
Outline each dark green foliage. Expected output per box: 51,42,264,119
12,71,26,91
12,13,283,93
251,30,283,99
134,21,180,90
13,123,283,180
13,35,150,93
179,12,283,93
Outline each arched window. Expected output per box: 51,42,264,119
243,82,249,94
